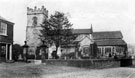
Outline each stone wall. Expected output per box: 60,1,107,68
26,26,42,54
42,59,120,68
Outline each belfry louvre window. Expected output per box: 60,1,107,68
0,22,7,35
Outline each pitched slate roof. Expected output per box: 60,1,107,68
93,31,123,40
93,31,126,46
72,30,126,46
73,29,92,34
95,39,127,46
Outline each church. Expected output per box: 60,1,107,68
26,6,127,59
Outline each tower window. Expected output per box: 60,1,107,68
32,16,38,26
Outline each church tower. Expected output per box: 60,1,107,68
26,6,48,55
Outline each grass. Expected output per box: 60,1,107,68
0,62,87,78
0,62,135,78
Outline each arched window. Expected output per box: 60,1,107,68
32,16,38,26
82,46,89,57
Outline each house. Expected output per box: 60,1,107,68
61,27,127,59
0,16,14,61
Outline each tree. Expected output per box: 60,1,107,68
12,44,23,61
40,11,74,58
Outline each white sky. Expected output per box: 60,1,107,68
0,0,135,45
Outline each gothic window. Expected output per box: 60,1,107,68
0,22,7,35
102,48,104,56
116,47,124,53
98,48,102,54
32,16,38,26
82,47,89,57
104,47,112,57
105,48,111,53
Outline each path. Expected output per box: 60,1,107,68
43,67,135,78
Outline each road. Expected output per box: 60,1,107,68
0,62,135,78
43,67,135,78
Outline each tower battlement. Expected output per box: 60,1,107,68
27,6,48,15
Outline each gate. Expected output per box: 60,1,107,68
120,58,132,67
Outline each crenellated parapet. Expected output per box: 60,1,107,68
27,6,48,16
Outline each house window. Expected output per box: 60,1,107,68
0,22,7,35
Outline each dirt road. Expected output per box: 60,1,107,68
43,67,135,78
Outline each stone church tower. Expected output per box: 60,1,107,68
26,6,48,55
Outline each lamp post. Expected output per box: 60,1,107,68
22,41,29,62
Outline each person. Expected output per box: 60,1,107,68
114,53,118,59
109,53,112,58
51,51,59,59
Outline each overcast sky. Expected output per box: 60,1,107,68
0,0,135,45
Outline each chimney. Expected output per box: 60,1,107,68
91,24,93,34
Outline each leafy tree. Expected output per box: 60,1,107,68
40,11,74,58
12,44,23,61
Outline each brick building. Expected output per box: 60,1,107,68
0,16,14,61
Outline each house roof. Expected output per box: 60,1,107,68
73,29,92,34
72,29,122,40
95,39,127,46
93,31,123,40
0,15,14,24
61,44,76,48
0,16,7,20
61,29,126,46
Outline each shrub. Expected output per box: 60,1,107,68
12,44,23,61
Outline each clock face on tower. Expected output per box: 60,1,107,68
32,16,38,26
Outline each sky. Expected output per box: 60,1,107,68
0,0,135,45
